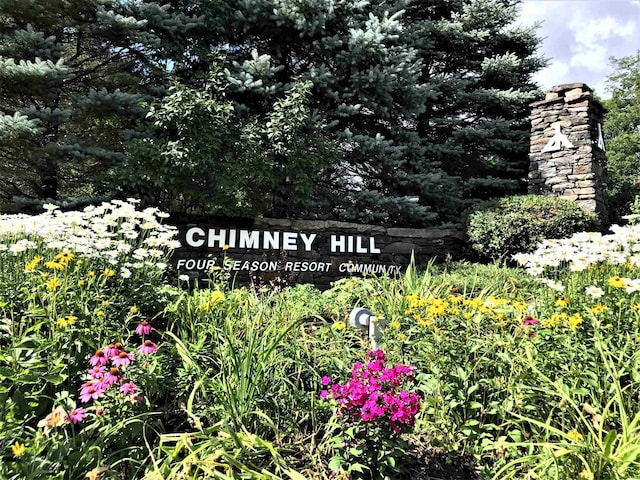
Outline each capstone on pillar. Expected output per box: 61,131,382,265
528,82,609,226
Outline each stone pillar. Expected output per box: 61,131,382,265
528,82,609,226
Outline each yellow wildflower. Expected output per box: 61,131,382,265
555,297,570,307
77,279,85,286
608,276,625,289
101,300,109,307
543,313,566,328
512,301,529,312
389,320,400,330
566,313,583,330
95,310,104,317
485,296,509,308
632,303,640,312
129,305,138,314
417,317,432,328
605,323,613,329
56,315,77,328
588,304,609,314
447,294,464,304
55,252,74,264
333,320,346,330
211,291,225,303
464,297,484,309
397,333,406,341
567,429,584,442
87,271,95,277
102,268,115,277
425,298,448,317
11,441,26,457
25,256,42,272
44,261,65,271
45,277,61,291
222,244,230,251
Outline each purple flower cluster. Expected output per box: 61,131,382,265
322,350,421,434
80,343,142,405
77,322,158,410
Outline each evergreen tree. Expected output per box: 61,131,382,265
173,0,456,225
181,0,544,225
0,0,202,205
603,52,640,220
406,0,545,204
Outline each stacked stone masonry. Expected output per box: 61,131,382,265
528,82,609,225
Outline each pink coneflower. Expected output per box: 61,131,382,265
104,342,123,358
88,365,106,379
79,381,106,403
89,349,109,366
135,321,152,335
102,367,120,386
120,381,138,396
112,350,134,367
66,407,86,424
522,315,540,326
137,339,158,355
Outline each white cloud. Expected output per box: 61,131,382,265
533,60,570,88
518,0,640,97
570,16,637,71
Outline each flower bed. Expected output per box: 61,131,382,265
2,203,640,479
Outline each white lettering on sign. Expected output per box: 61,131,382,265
185,228,320,251
239,230,259,249
330,235,381,253
214,260,331,272
338,262,401,275
283,261,332,272
176,258,217,270
185,227,206,247
207,229,226,248
597,123,606,151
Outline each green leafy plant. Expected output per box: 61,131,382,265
466,195,599,262
491,335,640,480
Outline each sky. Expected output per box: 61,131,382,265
517,0,640,98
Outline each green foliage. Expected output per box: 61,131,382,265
604,51,640,222
0,0,202,204
120,0,544,226
466,195,599,262
406,0,545,206
492,337,640,480
1,0,545,225
13,204,640,479
109,63,333,217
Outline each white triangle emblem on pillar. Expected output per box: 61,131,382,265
542,122,574,153
597,123,606,151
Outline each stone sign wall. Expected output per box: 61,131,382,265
528,82,609,226
172,216,469,288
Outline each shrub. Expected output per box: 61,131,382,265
466,195,599,262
